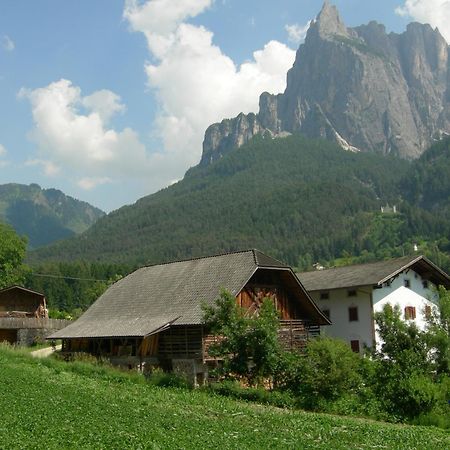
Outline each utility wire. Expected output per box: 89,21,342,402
30,273,109,282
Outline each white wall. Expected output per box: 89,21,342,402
310,287,374,352
310,268,438,352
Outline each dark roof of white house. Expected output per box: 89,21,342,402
297,255,450,292
50,249,328,339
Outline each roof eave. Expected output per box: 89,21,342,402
377,255,450,287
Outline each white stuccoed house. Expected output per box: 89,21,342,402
297,255,450,353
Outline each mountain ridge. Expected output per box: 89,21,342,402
0,183,105,248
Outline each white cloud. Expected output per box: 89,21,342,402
19,79,153,180
82,90,126,124
124,0,296,172
285,21,312,45
124,0,212,58
77,177,111,190
1,35,15,52
25,158,61,176
396,0,450,43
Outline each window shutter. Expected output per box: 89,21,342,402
404,306,416,320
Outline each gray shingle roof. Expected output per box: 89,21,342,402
50,249,306,339
297,255,450,292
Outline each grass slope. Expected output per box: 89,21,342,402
0,347,448,449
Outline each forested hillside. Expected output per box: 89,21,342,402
30,134,449,265
0,183,104,248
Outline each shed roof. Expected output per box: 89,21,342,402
50,249,327,339
297,255,450,292
0,285,45,298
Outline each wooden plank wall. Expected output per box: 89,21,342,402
236,286,298,320
0,289,44,315
158,326,203,359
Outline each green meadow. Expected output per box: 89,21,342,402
0,346,448,450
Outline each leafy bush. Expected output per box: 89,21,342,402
412,375,450,429
146,368,191,389
425,286,450,376
203,290,281,385
297,337,364,409
371,303,444,420
206,380,294,408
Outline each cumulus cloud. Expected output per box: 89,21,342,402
396,0,450,43
25,159,61,176
124,0,295,170
82,90,126,123
124,0,212,58
285,21,312,45
1,35,15,52
19,79,152,183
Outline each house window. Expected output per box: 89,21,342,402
322,309,330,319
404,279,411,288
348,306,358,322
347,289,357,297
422,280,429,289
320,292,329,300
404,306,416,320
350,340,360,353
424,305,432,319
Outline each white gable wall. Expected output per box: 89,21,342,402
373,286,437,346
372,269,438,306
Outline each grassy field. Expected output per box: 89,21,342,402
0,346,448,450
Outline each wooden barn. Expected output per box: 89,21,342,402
50,250,330,383
0,285,67,345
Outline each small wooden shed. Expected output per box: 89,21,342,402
50,250,330,382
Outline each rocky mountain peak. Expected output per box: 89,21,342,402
200,2,450,166
312,0,350,39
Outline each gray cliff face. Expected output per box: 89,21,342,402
200,1,450,165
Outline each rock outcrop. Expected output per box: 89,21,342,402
200,1,450,165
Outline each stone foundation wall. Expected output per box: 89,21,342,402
172,358,208,387
16,328,54,346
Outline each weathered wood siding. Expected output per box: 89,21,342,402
236,286,300,320
157,326,203,360
0,288,46,318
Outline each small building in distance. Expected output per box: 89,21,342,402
50,249,330,384
297,255,450,353
0,285,68,345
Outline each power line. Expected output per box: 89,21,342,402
30,273,109,282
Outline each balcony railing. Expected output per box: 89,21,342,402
0,317,70,330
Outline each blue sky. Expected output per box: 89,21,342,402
0,0,449,212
